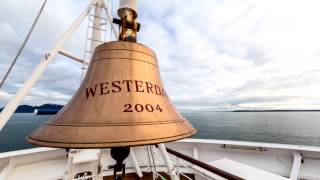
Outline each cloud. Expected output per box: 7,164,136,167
0,0,87,106
137,0,320,110
1,0,320,111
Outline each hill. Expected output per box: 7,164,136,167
0,104,63,113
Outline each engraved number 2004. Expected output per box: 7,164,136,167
123,104,163,112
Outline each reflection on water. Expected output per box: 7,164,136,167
1,112,320,153
0,113,50,152
185,111,320,146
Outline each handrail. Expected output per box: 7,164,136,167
157,146,244,180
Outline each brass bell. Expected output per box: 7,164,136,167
27,41,196,148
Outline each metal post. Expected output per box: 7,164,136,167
176,157,180,177
0,158,14,180
0,4,91,131
65,154,74,180
290,151,302,180
193,145,198,160
130,147,143,178
164,146,244,180
102,0,118,39
158,143,179,180
58,49,88,65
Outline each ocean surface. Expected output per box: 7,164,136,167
0,112,320,153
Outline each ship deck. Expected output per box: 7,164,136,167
103,172,195,180
1,139,320,180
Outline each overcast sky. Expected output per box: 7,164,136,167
1,0,320,110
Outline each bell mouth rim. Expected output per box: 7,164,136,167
44,119,187,126
26,129,197,149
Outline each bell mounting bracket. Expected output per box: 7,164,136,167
108,147,130,180
113,8,140,42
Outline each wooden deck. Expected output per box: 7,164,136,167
103,172,195,180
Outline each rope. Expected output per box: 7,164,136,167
147,146,156,180
0,0,48,88
146,146,152,172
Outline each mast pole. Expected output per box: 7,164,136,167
0,4,91,131
103,0,118,39
113,0,139,42
90,0,104,52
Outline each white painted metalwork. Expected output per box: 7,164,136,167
82,0,106,81
193,145,198,160
176,156,180,176
0,0,122,132
0,1,319,180
1,139,320,179
65,152,74,180
0,0,48,88
102,1,118,39
90,1,103,52
180,138,320,152
119,0,137,12
0,158,14,180
158,143,179,180
66,149,102,180
289,151,302,180
130,148,143,178
0,4,91,131
0,0,120,132
147,146,157,180
58,50,88,65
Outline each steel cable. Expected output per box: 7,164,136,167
0,0,48,88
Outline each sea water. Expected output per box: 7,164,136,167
0,112,320,153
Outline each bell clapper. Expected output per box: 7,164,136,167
109,147,130,180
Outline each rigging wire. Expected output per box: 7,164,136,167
109,0,113,40
147,146,157,180
0,0,48,88
146,146,152,170
147,147,154,172
150,146,169,180
150,146,157,173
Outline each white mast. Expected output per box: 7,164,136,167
90,0,104,52
0,4,91,131
0,0,113,131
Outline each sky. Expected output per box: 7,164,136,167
1,0,320,111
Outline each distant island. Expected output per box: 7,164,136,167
1,104,320,113
0,104,63,113
233,110,320,112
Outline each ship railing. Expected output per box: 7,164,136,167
155,165,211,180
155,145,244,180
152,161,239,180
171,158,217,180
